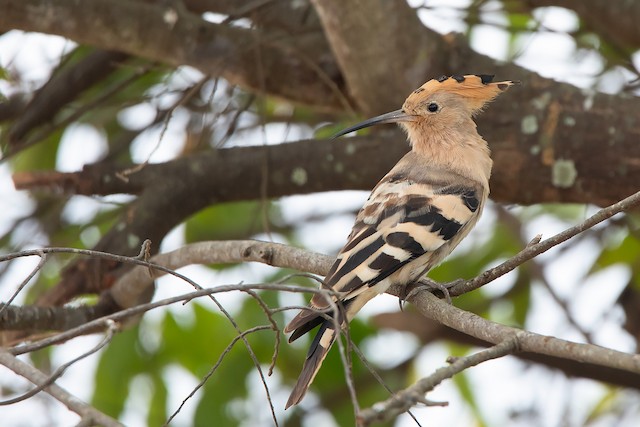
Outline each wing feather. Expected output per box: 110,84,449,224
285,165,485,337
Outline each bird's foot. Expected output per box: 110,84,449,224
399,278,464,310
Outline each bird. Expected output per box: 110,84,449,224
284,74,517,409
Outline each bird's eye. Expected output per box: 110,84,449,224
427,102,439,113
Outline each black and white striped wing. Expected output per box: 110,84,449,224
286,172,483,339
284,169,484,408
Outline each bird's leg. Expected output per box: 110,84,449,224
400,278,465,310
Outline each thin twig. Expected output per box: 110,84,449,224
449,189,640,296
357,335,521,425
0,348,122,427
9,283,337,355
0,250,46,319
116,77,208,182
242,289,281,375
0,320,117,405
350,342,423,427
163,325,272,426
211,295,279,427
494,205,593,343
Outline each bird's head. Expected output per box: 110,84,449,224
333,74,518,138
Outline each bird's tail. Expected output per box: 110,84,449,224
285,320,337,409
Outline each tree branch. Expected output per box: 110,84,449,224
0,0,346,110
524,0,640,50
6,49,130,148
0,348,122,426
357,336,521,425
311,0,445,115
373,310,640,390
447,188,640,297
0,241,332,332
397,290,640,373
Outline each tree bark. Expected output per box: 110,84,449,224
0,0,347,111
524,0,640,50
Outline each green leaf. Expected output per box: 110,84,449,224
10,127,63,172
0,66,9,82
508,271,531,327
184,201,274,244
92,326,147,418
584,386,617,424
148,373,168,426
594,233,640,270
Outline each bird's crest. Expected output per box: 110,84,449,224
406,74,519,113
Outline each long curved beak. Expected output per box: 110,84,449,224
332,109,414,138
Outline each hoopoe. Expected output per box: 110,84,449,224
284,74,517,408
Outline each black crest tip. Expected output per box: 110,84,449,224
476,74,495,84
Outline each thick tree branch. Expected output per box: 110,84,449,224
374,310,640,390
312,0,445,115
6,49,130,148
15,110,640,205
398,290,640,373
14,137,402,198
0,0,346,110
524,0,640,50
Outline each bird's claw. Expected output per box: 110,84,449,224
399,278,464,309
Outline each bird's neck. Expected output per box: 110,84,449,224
404,121,492,191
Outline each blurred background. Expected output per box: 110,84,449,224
1,0,640,426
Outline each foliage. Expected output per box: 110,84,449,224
1,1,639,426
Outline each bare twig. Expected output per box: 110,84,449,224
116,77,208,182
449,189,640,297
350,342,423,427
8,284,336,355
0,348,122,427
0,320,117,405
0,250,46,319
163,325,272,426
208,294,279,426
494,205,593,343
242,289,281,375
357,336,521,425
